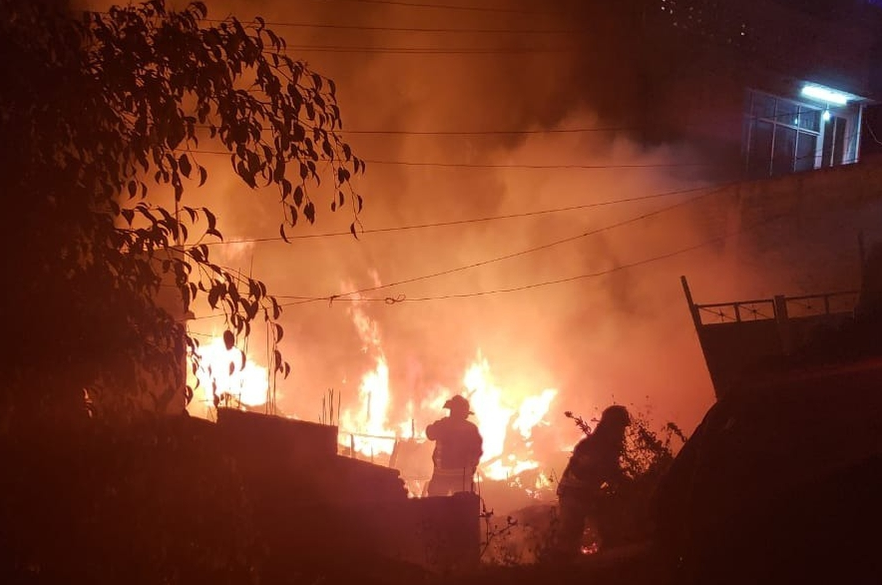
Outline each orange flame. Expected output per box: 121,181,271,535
338,354,400,457
187,336,269,414
461,352,558,481
338,303,400,457
188,309,566,496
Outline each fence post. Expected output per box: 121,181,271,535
681,276,703,329
774,295,793,355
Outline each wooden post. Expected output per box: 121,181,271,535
681,276,702,330
682,276,723,400
774,295,793,355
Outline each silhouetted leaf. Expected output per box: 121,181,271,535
179,154,192,178
2,0,366,423
208,287,220,309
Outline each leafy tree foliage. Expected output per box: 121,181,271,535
603,413,687,547
560,408,687,550
0,0,363,423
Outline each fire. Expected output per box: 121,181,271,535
188,305,566,498
188,336,270,412
338,354,399,457
336,307,562,481
514,389,559,440
337,302,400,458
461,353,559,481
463,357,514,468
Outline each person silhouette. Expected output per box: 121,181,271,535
425,395,483,496
553,404,631,560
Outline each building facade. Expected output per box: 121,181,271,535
580,1,882,179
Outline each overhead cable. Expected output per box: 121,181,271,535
278,198,784,305
187,148,712,170
313,0,561,16
205,18,579,34
277,184,732,305
202,183,724,246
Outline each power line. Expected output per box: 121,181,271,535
277,184,731,305
212,18,579,35
282,44,575,54
203,183,723,246
373,210,789,303
864,118,882,147
361,159,712,169
95,1,559,20
187,148,712,170
183,195,794,312
313,0,561,16
275,196,785,305
190,313,228,322
336,126,632,136
194,122,633,135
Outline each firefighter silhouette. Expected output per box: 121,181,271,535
553,404,631,559
425,395,483,496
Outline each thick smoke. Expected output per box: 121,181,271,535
77,1,835,449
166,0,752,437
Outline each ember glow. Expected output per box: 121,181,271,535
337,302,400,457
463,354,559,481
190,336,270,409
174,0,735,501
338,354,398,457
187,298,572,495
147,0,749,481
330,302,563,485
336,347,561,484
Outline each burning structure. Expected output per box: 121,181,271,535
9,1,882,582
99,0,882,572
180,0,882,467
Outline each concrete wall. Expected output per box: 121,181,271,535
725,154,882,293
214,411,480,576
686,155,882,397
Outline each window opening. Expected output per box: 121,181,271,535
743,89,856,178
822,114,847,167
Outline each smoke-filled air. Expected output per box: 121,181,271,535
81,0,790,486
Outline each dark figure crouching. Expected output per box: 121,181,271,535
553,404,631,560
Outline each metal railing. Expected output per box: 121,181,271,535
694,290,858,326
696,298,776,324
783,291,859,319
340,430,399,464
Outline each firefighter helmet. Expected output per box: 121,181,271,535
443,394,474,415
